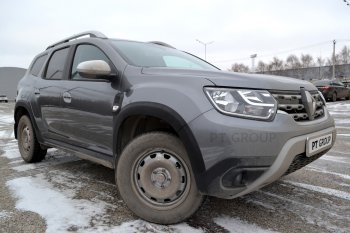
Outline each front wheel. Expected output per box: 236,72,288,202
116,132,203,224
17,115,47,163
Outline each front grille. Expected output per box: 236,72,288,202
271,90,325,122
284,148,330,175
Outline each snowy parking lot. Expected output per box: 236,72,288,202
0,102,350,233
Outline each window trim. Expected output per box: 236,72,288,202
43,46,71,80
29,54,48,77
68,43,117,82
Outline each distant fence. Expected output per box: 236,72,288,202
258,64,350,81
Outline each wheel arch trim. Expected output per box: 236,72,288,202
113,102,206,190
14,101,43,142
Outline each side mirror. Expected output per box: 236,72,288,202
77,60,112,79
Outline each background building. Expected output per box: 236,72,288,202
0,67,26,100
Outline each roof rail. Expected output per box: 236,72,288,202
148,41,176,49
46,31,107,50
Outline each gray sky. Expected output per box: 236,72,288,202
1,0,350,70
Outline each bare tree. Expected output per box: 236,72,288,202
316,56,325,67
326,53,342,66
268,57,284,71
256,61,267,72
285,54,301,69
338,45,350,64
229,63,250,73
300,54,314,68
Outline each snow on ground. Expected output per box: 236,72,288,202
334,119,350,124
327,102,350,111
1,148,21,159
0,129,13,140
0,115,14,124
283,181,350,201
6,174,203,233
258,189,349,233
337,133,350,137
83,220,204,233
7,174,107,233
214,216,278,233
320,155,350,164
0,211,11,220
10,154,81,172
307,166,350,180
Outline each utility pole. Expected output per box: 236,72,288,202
196,39,214,61
333,40,336,80
250,54,257,73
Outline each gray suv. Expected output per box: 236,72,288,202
15,31,336,224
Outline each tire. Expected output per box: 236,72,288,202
116,132,204,224
17,115,47,163
332,92,337,102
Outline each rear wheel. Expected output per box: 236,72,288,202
332,92,337,102
116,132,203,224
17,115,47,163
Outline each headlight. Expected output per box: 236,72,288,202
204,87,277,121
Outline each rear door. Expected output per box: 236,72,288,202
32,47,70,141
57,44,121,155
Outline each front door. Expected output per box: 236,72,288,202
58,44,121,156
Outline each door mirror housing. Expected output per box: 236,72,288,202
77,60,112,79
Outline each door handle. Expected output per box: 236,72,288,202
34,89,40,96
63,92,72,104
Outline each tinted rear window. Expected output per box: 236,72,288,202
30,55,47,76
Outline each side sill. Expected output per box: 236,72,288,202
44,140,114,169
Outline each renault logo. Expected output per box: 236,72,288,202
300,88,316,120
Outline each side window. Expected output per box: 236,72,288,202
71,44,111,80
30,55,47,76
45,48,69,80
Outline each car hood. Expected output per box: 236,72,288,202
141,67,317,91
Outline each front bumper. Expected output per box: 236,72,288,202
188,108,336,198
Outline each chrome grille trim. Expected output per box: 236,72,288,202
271,91,325,122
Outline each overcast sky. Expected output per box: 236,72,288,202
1,0,350,70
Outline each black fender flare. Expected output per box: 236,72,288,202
14,101,43,143
113,102,206,190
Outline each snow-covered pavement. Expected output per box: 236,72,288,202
1,101,350,233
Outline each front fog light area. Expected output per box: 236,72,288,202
205,87,277,120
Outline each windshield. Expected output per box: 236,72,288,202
110,40,218,71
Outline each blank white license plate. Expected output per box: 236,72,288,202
306,133,333,157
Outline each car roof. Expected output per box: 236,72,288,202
313,80,331,85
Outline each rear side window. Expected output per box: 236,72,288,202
45,48,69,80
30,55,47,76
